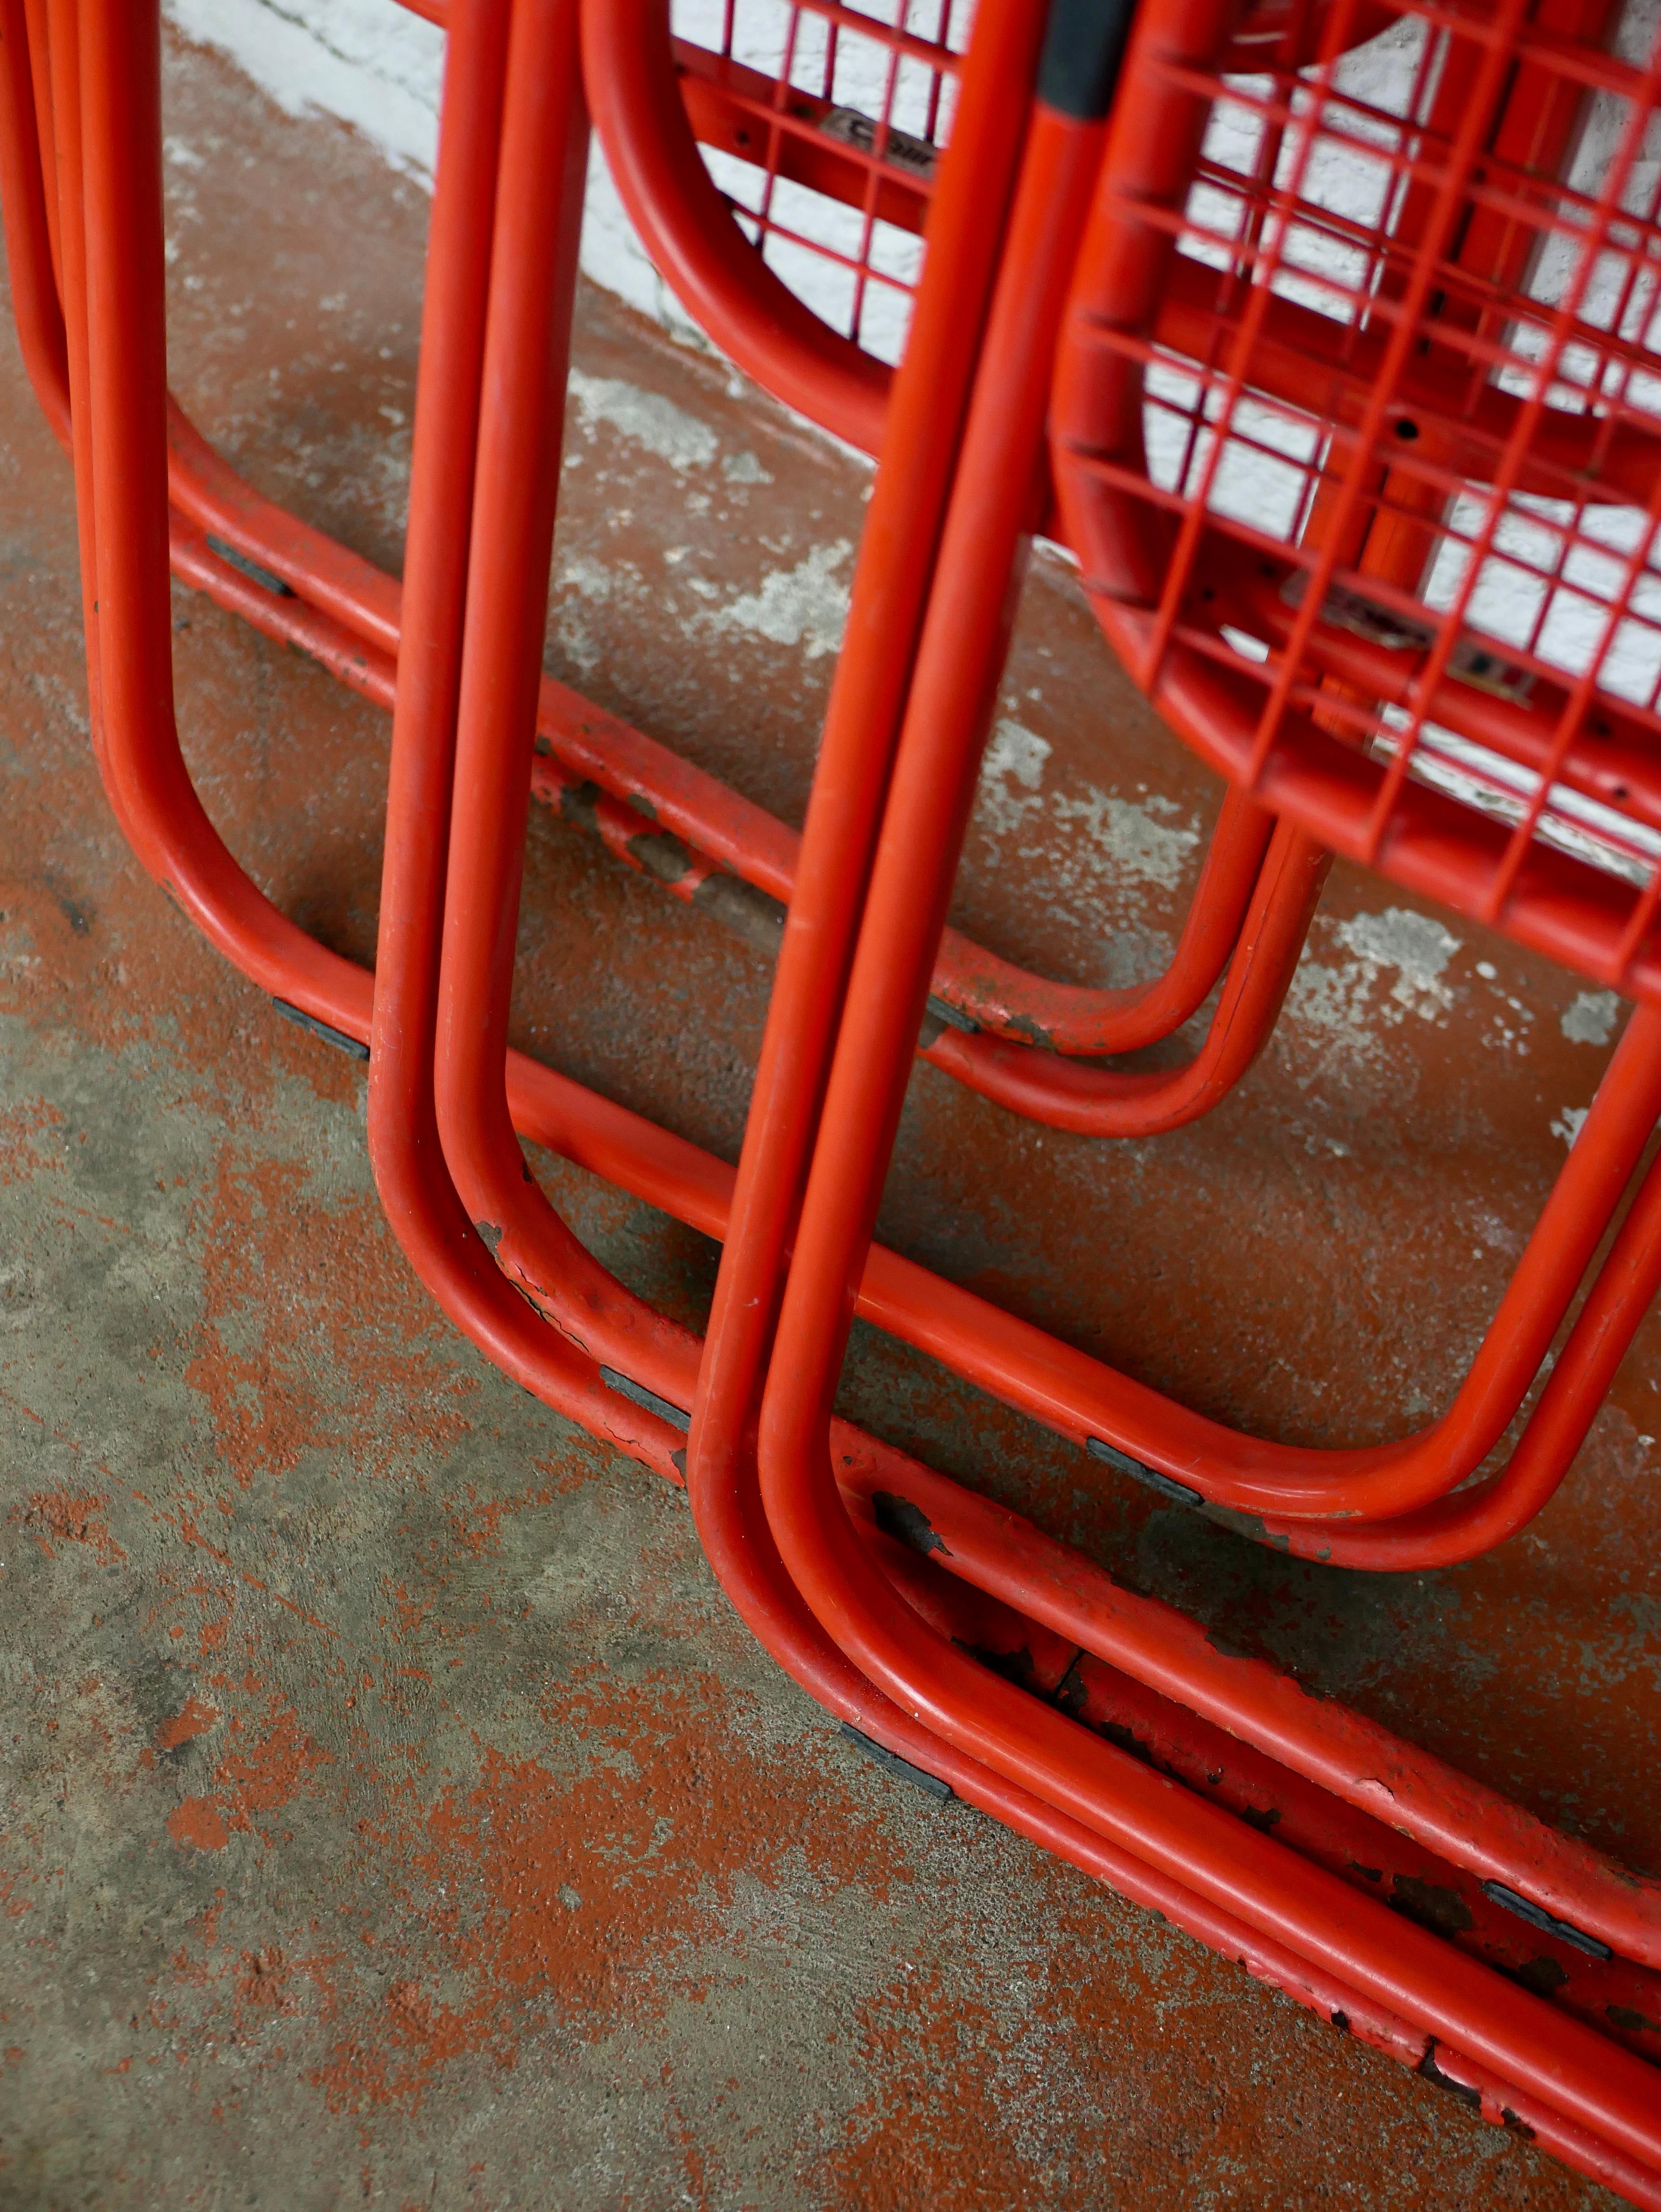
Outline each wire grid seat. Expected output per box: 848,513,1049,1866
1055,0,1661,1000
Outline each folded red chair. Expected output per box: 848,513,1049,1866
2,0,1273,1125
15,0,1661,2200
682,0,1661,2195
1055,0,1661,990
1041,0,1661,1565
656,9,1661,1555
587,0,1336,1135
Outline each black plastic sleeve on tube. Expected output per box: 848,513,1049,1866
1037,0,1139,119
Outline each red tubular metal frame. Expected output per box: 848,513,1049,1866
579,6,1661,1529
19,0,1661,1884
570,0,1661,1549
0,2,1298,1135
569,0,1450,1139
17,0,1661,2194
682,6,1661,2189
4,0,1322,1249
413,0,1661,2172
582,0,1327,1125
1052,0,1661,1000
4,0,1657,1594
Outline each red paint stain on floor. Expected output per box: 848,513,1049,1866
155,1693,219,1751
161,1694,330,1856
0,1096,66,1186
13,1490,127,1566
213,1698,332,1823
184,1145,479,1493
168,1797,230,1853
426,1673,896,2021
305,1671,907,2120
443,1474,571,1561
237,1947,306,2015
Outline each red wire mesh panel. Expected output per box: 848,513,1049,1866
582,0,958,448
593,0,1386,444
1055,0,1661,998
672,0,966,369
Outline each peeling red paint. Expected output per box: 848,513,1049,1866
157,1694,329,1857
237,1948,303,2014
814,1966,1063,2208
212,1698,332,1823
12,1491,127,1567
168,1797,230,1853
183,1148,477,1494
292,1671,916,2119
156,1693,219,1751
0,1096,66,1185
443,1473,570,1560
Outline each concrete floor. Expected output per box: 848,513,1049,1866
0,26,1658,2211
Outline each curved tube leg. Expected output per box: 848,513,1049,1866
739,78,1661,2175
29,0,1661,2137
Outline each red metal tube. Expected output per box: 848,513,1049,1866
762,1401,1661,2168
0,0,64,440
1259,1127,1661,1568
435,0,1048,1459
71,480,1661,1980
661,0,1661,1534
36,373,1658,1547
35,0,1420,1146
830,1445,1661,1965
16,0,1621,1843
0,0,1282,1076
425,0,715,1412
41,0,1227,1875
930,815,1329,1134
34,16,1661,2162
684,0,1068,1777
142,408,1661,1569
742,83,1661,2167
46,371,1642,1539
67,0,688,1478
580,0,889,458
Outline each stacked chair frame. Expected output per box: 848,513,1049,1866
6,0,1661,2195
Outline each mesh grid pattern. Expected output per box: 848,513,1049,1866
671,0,969,363
1080,0,1661,923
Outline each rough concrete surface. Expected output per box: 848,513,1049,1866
0,26,1657,2212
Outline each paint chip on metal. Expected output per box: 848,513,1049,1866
1417,2042,1482,2110
924,993,979,1035
870,1492,950,1558
207,532,296,596
598,1366,691,1434
1086,1437,1202,1507
1480,1881,1614,1961
839,1724,953,1801
270,996,369,1059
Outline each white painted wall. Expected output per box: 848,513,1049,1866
160,0,958,367
163,0,713,347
